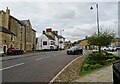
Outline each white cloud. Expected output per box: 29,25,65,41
1,1,118,42
2,0,120,2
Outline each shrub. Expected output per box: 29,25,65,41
83,64,91,70
80,51,120,75
115,56,120,60
93,64,102,68
89,52,105,60
85,51,107,65
82,63,103,71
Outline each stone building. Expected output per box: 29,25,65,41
31,29,36,51
19,20,36,51
0,7,36,53
0,27,15,53
79,39,89,49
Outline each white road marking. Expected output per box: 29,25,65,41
35,56,50,61
49,56,82,84
0,63,24,71
1,56,51,71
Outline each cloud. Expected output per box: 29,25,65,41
2,0,120,2
55,9,76,19
1,1,118,42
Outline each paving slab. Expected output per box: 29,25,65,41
74,65,113,82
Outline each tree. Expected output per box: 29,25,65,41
87,31,115,52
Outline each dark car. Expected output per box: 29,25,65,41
116,46,120,51
7,48,24,55
67,46,83,55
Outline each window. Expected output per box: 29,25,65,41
51,41,55,45
43,41,47,45
59,41,63,44
51,41,53,45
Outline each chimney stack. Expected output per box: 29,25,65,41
43,30,45,34
53,31,58,35
6,7,10,15
46,28,52,32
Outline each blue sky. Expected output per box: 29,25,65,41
1,0,119,42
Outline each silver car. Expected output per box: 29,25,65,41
67,46,83,55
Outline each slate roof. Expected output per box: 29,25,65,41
78,39,87,42
52,32,59,38
19,20,36,32
45,34,55,40
0,27,16,35
57,35,65,39
19,20,28,25
32,28,36,32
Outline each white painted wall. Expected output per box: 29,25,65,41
36,34,48,50
41,35,49,50
48,40,55,49
36,37,41,50
54,36,59,49
36,34,56,50
59,38,65,49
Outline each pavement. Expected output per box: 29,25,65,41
74,65,113,82
0,52,40,61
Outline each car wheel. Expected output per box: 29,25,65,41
7,53,9,55
67,53,70,55
15,52,17,55
17,52,20,55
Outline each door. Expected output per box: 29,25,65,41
3,45,7,54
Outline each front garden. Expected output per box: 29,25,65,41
80,51,120,75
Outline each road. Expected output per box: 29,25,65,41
1,50,82,82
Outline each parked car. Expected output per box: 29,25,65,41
101,47,109,51
101,46,117,52
0,48,4,56
116,46,120,51
7,48,24,55
67,46,83,55
108,46,117,51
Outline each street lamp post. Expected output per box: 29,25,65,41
90,3,101,51
90,3,100,36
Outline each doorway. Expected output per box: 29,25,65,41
3,45,7,54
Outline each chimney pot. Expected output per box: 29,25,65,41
6,7,10,14
43,30,45,34
46,28,52,32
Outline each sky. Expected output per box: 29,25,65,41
0,0,119,42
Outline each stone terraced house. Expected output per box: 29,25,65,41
0,7,36,54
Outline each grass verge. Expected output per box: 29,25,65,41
80,51,120,76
